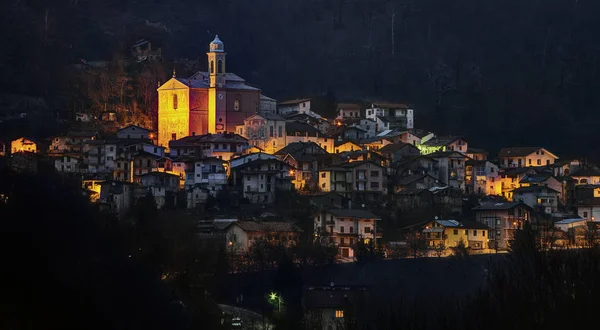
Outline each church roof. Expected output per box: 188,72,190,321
175,72,260,91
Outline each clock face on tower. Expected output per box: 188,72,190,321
218,93,224,100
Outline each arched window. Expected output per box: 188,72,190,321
210,60,214,74
234,100,240,111
173,94,178,109
217,59,223,73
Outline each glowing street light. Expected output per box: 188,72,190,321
269,292,282,312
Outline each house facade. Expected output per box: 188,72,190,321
318,161,387,200
497,147,558,168
237,113,286,154
512,186,559,214
314,209,381,259
473,202,531,250
225,221,302,253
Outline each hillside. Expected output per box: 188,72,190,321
2,0,600,159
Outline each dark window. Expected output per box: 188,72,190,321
217,59,223,73
340,226,345,233
146,159,151,167
173,94,178,109
269,126,274,137
453,229,458,235
278,126,283,137
371,171,379,177
171,133,177,141
365,227,371,234
210,60,214,74
350,226,354,233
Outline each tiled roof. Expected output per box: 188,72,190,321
278,98,311,105
519,174,553,184
395,173,431,186
169,133,247,147
570,168,600,177
467,148,488,154
461,220,490,230
428,151,467,159
231,221,302,232
140,171,179,178
498,147,552,158
472,202,524,211
422,136,463,147
378,143,413,153
327,209,380,219
512,186,560,194
274,141,323,156
285,121,320,135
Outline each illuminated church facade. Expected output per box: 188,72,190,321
157,36,263,148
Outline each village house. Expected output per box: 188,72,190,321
497,147,559,168
365,102,414,130
377,142,420,164
225,221,302,253
473,202,531,250
285,121,334,153
419,136,468,155
342,126,367,140
359,137,393,151
465,160,500,196
499,167,539,200
189,157,227,194
8,152,40,173
334,140,363,154
354,119,379,138
570,168,600,185
278,98,314,116
86,139,118,175
260,94,277,114
394,188,434,211
229,152,277,169
318,161,387,201
572,186,600,221
338,150,387,168
430,186,464,214
429,151,469,191
117,125,151,139
168,132,248,161
394,155,439,178
302,285,366,330
284,112,331,133
49,131,98,154
423,219,488,250
309,192,350,209
236,113,286,154
53,154,83,173
232,158,294,203
139,172,179,209
337,103,362,120
466,148,488,161
123,141,165,158
98,181,134,219
314,209,381,259
393,173,439,192
511,186,559,214
186,185,210,210
548,159,581,177
11,137,38,154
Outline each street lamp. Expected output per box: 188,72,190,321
269,292,282,312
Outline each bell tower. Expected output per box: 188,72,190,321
207,35,227,133
207,35,226,88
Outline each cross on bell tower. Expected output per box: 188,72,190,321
207,35,226,88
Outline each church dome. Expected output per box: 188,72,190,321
209,35,224,52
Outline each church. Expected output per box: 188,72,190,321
157,35,269,148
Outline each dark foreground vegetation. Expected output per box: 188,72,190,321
2,168,600,329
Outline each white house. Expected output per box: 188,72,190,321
53,154,82,173
365,102,414,130
314,209,381,259
497,147,559,168
337,103,361,118
189,157,227,195
234,158,294,204
511,186,559,214
278,98,312,115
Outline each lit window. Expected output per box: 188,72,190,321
336,310,344,318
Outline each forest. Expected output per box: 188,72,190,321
2,0,600,158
